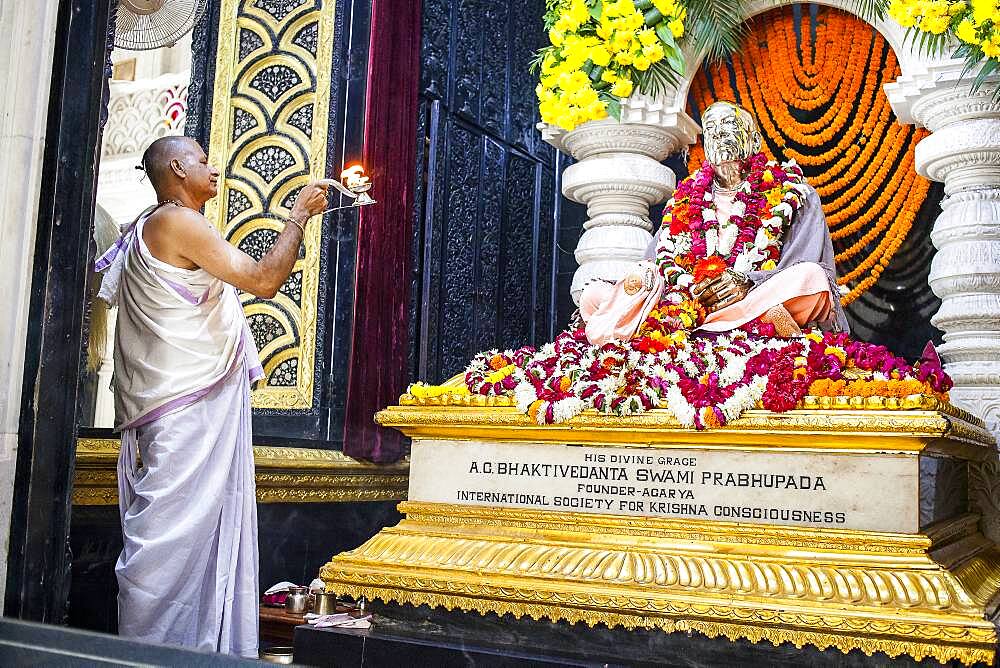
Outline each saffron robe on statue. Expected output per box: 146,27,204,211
96,208,264,657
580,184,849,345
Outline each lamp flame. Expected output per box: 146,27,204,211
317,164,377,213
340,165,370,191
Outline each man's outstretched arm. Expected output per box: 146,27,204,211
171,182,328,298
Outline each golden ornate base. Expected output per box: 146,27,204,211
323,502,1000,664
73,438,409,504
321,405,1000,664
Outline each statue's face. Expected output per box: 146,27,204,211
702,103,760,167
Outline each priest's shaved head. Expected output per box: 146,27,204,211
139,136,219,202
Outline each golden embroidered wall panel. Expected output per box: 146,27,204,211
205,0,336,409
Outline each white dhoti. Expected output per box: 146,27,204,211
97,207,263,657
116,360,258,656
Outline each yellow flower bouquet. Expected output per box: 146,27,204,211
534,0,688,131
889,0,1000,92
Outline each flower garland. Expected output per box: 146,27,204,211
535,0,687,131
462,327,952,428
654,152,807,328
685,6,932,306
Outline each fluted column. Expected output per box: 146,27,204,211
93,309,117,428
908,78,1000,439
541,95,699,303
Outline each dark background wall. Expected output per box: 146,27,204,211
408,0,584,385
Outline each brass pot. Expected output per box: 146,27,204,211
314,591,338,615
260,646,294,664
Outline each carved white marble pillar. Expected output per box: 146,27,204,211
541,95,699,303
93,309,117,428
903,72,1000,440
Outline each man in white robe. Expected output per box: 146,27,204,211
96,136,328,657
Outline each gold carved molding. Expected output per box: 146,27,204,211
376,405,994,455
323,502,1000,665
73,438,408,505
399,502,934,553
205,0,337,409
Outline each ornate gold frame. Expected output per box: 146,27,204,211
205,0,337,409
376,402,992,454
73,438,407,505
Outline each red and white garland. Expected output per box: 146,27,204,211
656,152,808,310
464,328,951,429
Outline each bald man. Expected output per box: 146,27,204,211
96,136,328,657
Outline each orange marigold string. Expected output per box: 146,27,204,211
753,24,870,139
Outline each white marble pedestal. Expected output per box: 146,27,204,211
540,96,698,303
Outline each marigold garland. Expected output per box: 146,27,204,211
686,6,932,306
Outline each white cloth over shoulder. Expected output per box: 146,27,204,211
96,208,263,429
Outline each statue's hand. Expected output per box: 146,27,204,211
693,269,752,313
622,263,656,296
623,273,644,296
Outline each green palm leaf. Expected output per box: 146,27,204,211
905,27,950,58
847,0,889,22
679,0,890,64
636,61,681,97
681,0,747,62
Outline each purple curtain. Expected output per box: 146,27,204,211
342,0,422,462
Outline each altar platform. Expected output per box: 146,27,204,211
322,397,1000,665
